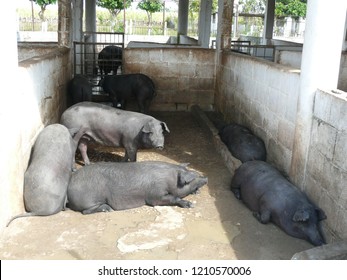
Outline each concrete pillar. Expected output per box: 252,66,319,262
263,0,275,43
198,0,213,48
178,0,189,36
84,0,97,76
343,11,347,51
72,0,84,75
216,0,233,50
72,0,83,42
290,1,347,187
85,0,96,33
0,1,20,228
58,0,72,47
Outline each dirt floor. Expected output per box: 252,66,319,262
0,111,314,260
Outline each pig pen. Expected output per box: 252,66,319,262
0,110,314,260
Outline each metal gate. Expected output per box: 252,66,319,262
73,32,125,98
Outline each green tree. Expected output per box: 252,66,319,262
96,0,132,31
275,0,307,19
137,0,163,26
188,0,218,35
32,0,57,21
96,0,132,18
239,0,266,14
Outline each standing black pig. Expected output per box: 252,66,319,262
67,161,208,214
98,45,122,76
100,73,155,113
68,75,93,105
7,124,80,226
60,102,170,164
231,160,326,246
219,123,266,162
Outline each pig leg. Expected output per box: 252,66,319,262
147,194,193,208
109,90,119,108
82,204,113,215
137,97,146,113
123,146,137,162
253,201,271,224
231,188,241,200
78,138,90,165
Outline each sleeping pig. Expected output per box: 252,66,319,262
60,102,170,164
7,124,80,226
231,160,326,246
219,123,266,162
67,161,208,214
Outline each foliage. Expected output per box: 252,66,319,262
189,0,218,14
275,0,307,19
32,0,57,21
96,0,132,17
137,0,163,25
238,0,266,14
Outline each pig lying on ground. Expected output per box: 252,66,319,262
68,75,93,105
99,73,155,113
7,124,80,226
231,160,326,246
67,161,208,214
60,102,170,164
219,123,266,162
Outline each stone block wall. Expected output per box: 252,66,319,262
123,47,216,111
305,89,347,242
275,50,347,92
215,51,300,174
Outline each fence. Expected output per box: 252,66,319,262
17,17,199,38
17,17,58,32
74,32,125,99
17,16,305,42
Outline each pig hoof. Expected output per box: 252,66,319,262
179,200,194,208
191,189,201,195
231,189,241,200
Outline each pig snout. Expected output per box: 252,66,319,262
190,176,208,193
305,225,326,246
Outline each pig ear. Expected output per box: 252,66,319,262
177,170,196,187
292,209,310,222
161,122,170,133
316,208,327,221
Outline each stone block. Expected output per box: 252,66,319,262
292,240,347,260
334,130,347,171
277,119,295,150
311,119,337,160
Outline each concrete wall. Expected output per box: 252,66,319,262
215,51,300,174
276,51,347,92
123,47,216,111
0,47,71,228
306,89,347,242
17,42,58,62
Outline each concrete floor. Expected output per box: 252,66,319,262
0,111,314,260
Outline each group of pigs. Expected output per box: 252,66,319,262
218,122,326,246
8,70,327,247
7,101,208,226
